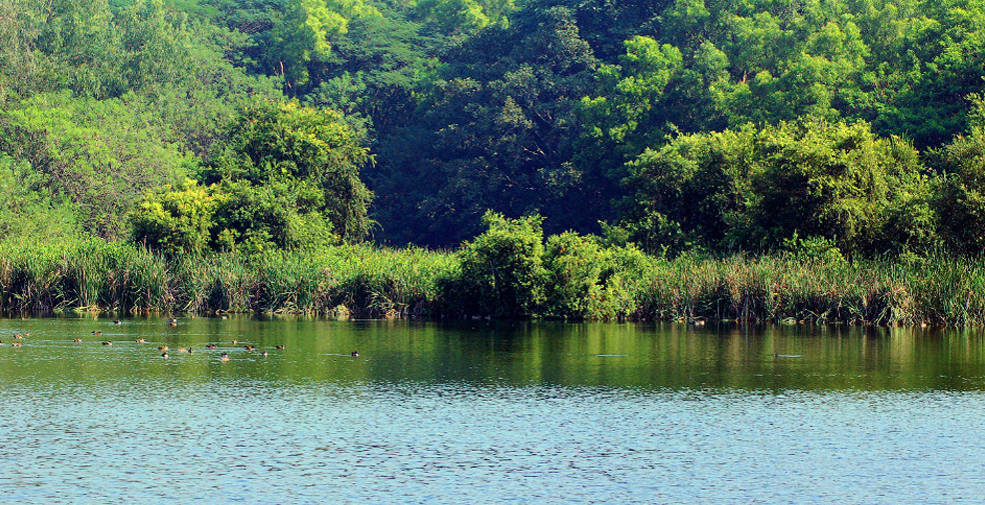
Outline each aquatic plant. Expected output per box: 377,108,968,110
1,236,985,326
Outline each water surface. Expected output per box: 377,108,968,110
1,317,983,504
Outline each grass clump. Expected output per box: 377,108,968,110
2,233,985,327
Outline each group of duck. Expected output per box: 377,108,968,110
0,332,28,347
4,318,361,359
90,320,289,360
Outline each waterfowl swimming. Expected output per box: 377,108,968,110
261,350,268,357
158,345,168,351
176,347,187,353
206,343,217,349
230,340,238,344
92,331,102,335
187,348,194,354
14,333,23,339
169,318,178,327
351,351,359,357
102,341,112,346
12,341,21,347
220,353,230,362
161,352,169,358
135,338,146,343
73,338,83,343
244,345,255,351
113,320,121,325
275,345,285,350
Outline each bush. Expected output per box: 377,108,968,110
130,179,223,256
453,211,546,317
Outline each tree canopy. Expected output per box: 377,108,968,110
3,0,985,257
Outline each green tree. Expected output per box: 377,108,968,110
260,0,380,91
620,125,756,254
744,118,931,253
413,0,514,34
371,5,599,246
208,99,374,245
0,92,193,239
130,179,224,256
0,153,81,244
622,117,935,255
934,94,985,254
454,211,546,317
543,231,636,319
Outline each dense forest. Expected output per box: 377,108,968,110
2,0,985,255
4,0,985,321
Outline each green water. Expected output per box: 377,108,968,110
1,317,984,504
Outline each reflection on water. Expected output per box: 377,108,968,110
1,317,985,504
3,317,985,391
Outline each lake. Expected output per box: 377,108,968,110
1,317,984,504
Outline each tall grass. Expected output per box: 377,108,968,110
633,254,985,326
2,238,985,325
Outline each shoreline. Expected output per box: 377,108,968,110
0,240,982,327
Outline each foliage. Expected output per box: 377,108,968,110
207,99,374,248
9,0,985,271
413,0,515,34
0,153,81,243
370,5,600,246
622,117,936,255
542,231,637,319
934,93,985,254
453,211,547,317
130,179,224,256
0,91,194,239
3,234,985,327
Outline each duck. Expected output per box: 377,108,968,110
187,348,194,354
261,350,268,357
14,333,23,339
135,338,146,343
113,320,121,325
230,340,238,345
169,318,178,327
351,351,359,357
73,338,83,343
91,331,102,336
220,353,230,362
176,348,187,353
12,341,21,347
161,352,169,358
158,345,168,351
206,343,217,349
102,341,113,346
244,345,255,351
275,345,285,350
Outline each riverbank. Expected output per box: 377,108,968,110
0,239,983,326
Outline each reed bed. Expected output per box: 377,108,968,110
2,238,985,326
633,255,985,326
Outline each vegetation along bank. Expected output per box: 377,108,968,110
5,0,985,324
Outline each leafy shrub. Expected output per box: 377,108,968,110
453,211,546,317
